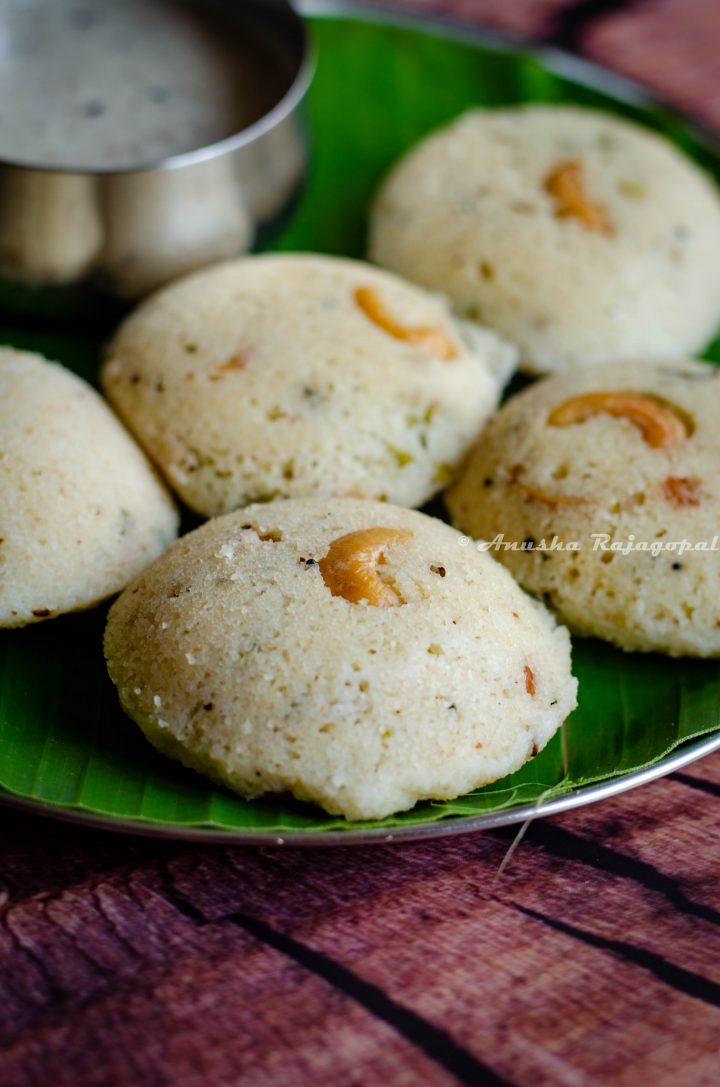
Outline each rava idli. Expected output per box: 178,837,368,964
370,105,720,374
447,359,720,656
101,253,516,517
104,498,577,820
0,348,178,627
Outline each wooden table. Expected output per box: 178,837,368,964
2,3,720,1085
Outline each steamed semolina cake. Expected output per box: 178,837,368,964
104,498,576,821
0,348,178,627
101,254,516,517
370,105,720,374
447,359,720,656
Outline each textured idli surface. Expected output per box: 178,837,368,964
104,498,576,820
369,105,720,374
101,253,516,517
0,348,178,627
447,359,720,656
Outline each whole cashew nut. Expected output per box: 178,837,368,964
319,527,412,606
354,287,459,361
544,160,613,235
548,391,690,449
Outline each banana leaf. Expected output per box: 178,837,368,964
1,12,719,837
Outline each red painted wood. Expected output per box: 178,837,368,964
584,0,720,132
1,756,719,1086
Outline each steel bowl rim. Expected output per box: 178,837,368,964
0,0,315,177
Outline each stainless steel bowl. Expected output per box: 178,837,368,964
0,0,312,309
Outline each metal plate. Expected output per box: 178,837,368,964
3,732,720,846
2,2,719,846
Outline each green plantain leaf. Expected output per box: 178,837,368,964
1,12,719,836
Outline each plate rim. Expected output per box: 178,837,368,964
2,731,719,846
4,4,720,846
300,0,720,158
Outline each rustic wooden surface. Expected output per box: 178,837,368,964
1,761,719,1086
3,2,720,1085
368,0,720,129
